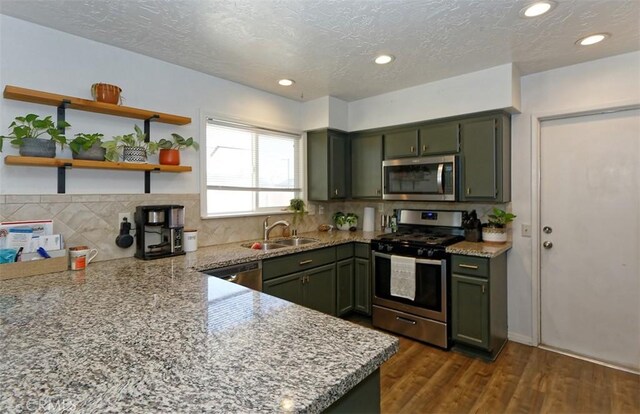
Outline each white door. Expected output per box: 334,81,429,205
540,108,640,372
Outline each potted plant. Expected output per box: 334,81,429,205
482,207,516,243
102,125,157,163
69,133,105,161
287,198,306,236
0,113,69,158
332,211,358,231
156,133,199,165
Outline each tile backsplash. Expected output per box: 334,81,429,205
0,194,504,263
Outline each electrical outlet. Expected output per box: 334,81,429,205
521,224,531,238
118,213,134,232
318,205,325,215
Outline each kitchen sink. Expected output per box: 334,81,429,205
274,238,318,246
241,241,287,251
241,237,319,251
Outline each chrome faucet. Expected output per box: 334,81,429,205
263,216,290,241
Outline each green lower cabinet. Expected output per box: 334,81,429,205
304,263,337,315
451,253,508,361
263,273,304,307
263,263,337,316
354,257,371,315
451,274,489,349
336,259,355,316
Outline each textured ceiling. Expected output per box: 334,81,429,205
0,0,639,102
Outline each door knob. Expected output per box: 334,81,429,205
543,241,553,249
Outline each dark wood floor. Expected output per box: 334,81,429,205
345,314,640,414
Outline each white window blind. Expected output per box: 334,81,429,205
205,119,302,216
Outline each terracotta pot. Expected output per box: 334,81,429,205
159,149,180,165
91,83,122,105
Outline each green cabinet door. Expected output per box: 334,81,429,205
384,128,418,159
460,117,498,200
351,133,383,198
329,131,348,199
263,273,304,306
304,263,337,316
307,129,348,201
419,122,460,155
451,273,489,349
336,258,354,316
354,257,371,315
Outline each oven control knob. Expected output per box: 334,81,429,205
385,245,393,252
377,243,385,250
417,248,425,256
427,249,434,257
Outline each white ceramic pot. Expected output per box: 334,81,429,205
482,226,507,243
337,220,357,231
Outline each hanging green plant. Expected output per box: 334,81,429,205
288,198,307,227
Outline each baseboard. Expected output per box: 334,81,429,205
508,332,534,346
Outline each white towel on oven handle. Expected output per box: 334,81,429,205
390,255,416,301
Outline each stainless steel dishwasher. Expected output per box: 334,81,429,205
201,261,262,291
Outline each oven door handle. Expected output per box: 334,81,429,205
373,251,442,266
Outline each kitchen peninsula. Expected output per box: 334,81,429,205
0,242,398,413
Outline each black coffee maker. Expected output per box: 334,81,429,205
135,205,185,260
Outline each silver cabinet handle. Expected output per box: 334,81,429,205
422,144,427,152
396,316,416,325
458,264,479,269
228,275,238,283
334,189,339,196
299,259,313,266
410,145,415,153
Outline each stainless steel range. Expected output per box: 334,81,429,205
371,209,465,349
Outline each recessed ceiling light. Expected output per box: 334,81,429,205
278,79,295,86
520,1,556,17
374,54,395,65
576,33,610,46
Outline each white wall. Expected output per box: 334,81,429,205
0,16,301,194
508,51,640,343
348,63,521,131
301,96,349,131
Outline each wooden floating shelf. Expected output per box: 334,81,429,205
4,156,192,173
3,85,191,125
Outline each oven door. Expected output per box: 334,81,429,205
382,155,457,201
372,251,447,322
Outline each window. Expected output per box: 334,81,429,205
203,119,302,217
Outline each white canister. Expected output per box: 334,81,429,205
184,229,198,252
69,246,98,270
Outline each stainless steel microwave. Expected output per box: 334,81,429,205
382,155,457,201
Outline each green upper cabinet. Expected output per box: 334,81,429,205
383,128,419,159
418,122,460,156
351,133,383,198
307,129,349,201
459,114,511,202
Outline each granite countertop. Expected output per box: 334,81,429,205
446,240,512,258
0,230,398,413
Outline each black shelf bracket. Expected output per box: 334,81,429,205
143,115,160,193
57,100,71,135
57,162,72,194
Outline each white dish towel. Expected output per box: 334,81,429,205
390,255,416,301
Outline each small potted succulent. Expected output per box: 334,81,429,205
482,207,516,243
0,113,69,157
102,125,157,163
332,211,358,231
156,133,199,165
69,133,105,160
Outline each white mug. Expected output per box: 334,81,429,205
69,246,98,270
184,230,198,252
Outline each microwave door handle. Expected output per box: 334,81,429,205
436,163,444,194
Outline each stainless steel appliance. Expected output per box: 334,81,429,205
135,205,185,260
382,155,458,201
202,261,262,291
371,209,465,349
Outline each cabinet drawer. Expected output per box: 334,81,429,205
452,255,489,278
354,243,370,258
263,247,336,280
336,243,354,261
